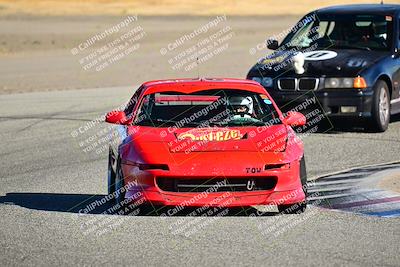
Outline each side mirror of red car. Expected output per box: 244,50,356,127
105,110,129,125
284,111,306,127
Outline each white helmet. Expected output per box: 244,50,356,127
229,96,254,116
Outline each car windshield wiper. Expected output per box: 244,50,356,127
216,119,268,127
135,119,169,126
332,44,371,51
136,118,202,127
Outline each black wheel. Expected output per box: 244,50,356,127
368,80,390,132
278,201,307,214
114,157,126,206
300,156,307,197
107,149,116,196
108,151,128,213
278,156,307,214
110,155,148,215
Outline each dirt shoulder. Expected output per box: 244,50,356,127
0,0,385,16
1,1,397,94
0,15,297,94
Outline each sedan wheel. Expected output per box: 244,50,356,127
378,88,389,127
368,80,390,132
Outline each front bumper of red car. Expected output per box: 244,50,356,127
121,152,305,207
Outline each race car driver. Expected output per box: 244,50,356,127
229,96,255,119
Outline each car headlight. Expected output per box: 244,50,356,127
342,78,354,88
261,77,273,87
325,78,340,88
325,77,364,89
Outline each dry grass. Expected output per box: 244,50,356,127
0,0,398,16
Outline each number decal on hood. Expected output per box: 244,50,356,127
303,50,337,61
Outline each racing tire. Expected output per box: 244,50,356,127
109,153,150,216
107,149,116,196
278,156,307,214
278,201,307,214
368,80,390,132
114,156,126,207
300,156,307,197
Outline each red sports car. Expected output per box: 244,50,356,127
105,78,308,214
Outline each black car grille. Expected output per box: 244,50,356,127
156,176,277,192
278,78,296,90
298,78,318,90
278,78,319,91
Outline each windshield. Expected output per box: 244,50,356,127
280,13,393,51
133,89,281,127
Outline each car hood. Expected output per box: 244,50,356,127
128,125,288,153
248,49,389,78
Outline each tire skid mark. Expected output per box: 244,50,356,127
16,104,81,133
307,162,400,218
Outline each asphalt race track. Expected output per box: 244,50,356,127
1,86,400,266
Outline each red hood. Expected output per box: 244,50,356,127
129,125,288,153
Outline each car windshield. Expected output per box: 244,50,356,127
134,89,281,127
280,13,393,51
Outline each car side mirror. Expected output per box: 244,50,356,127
267,39,279,50
105,110,129,125
284,111,306,127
